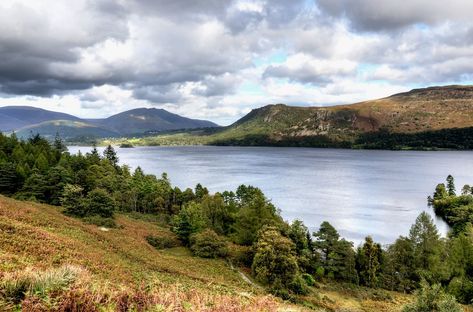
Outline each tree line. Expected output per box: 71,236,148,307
0,132,470,308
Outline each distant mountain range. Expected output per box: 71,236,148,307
2,85,473,148
0,106,219,139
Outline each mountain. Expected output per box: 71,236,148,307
0,106,219,139
92,108,219,135
0,106,80,132
15,120,119,140
210,85,473,148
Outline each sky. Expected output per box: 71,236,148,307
0,1,473,125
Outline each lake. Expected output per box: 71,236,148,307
68,146,473,245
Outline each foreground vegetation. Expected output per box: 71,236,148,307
1,132,473,310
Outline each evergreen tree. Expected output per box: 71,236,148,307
446,175,456,196
103,145,119,168
357,236,382,287
409,212,445,283
382,236,416,291
54,132,67,154
0,162,19,194
84,188,115,218
195,183,209,199
19,169,48,202
61,184,86,217
313,221,340,260
433,183,448,200
88,144,101,164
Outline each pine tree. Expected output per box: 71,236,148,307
54,132,67,153
0,162,19,194
103,145,119,168
313,221,340,260
358,236,381,287
446,175,456,196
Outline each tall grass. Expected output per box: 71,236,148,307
0,265,82,304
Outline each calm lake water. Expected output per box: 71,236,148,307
68,146,473,245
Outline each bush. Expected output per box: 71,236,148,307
402,282,462,312
190,229,228,258
447,276,473,305
288,275,310,295
146,234,181,250
301,273,316,287
314,267,325,280
227,244,254,266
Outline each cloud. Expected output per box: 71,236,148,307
316,0,473,31
0,0,472,124
263,53,358,85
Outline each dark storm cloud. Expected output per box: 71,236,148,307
316,0,473,31
0,0,129,95
133,84,184,104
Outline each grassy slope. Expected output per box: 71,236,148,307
16,120,119,140
5,196,472,311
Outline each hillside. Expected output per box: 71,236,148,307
105,85,473,149
15,120,119,140
0,196,417,311
91,108,219,135
208,85,473,148
0,106,219,139
0,106,80,132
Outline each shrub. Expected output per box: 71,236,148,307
402,282,462,312
301,273,316,287
288,275,310,295
146,234,181,250
190,229,228,258
227,244,254,266
314,267,325,280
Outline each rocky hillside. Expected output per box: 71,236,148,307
212,85,473,147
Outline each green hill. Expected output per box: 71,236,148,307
0,106,80,132
15,120,119,140
93,107,219,135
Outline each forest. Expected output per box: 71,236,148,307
208,127,473,150
1,132,472,311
